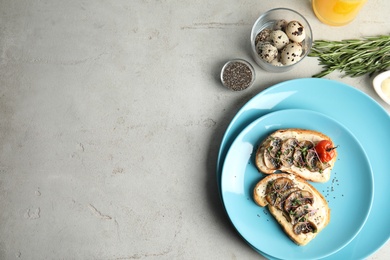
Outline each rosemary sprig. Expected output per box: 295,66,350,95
309,35,390,78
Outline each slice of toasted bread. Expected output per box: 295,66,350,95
255,128,337,183
253,173,330,246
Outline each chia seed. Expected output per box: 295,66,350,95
221,60,255,91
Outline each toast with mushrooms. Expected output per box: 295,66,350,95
255,128,337,183
253,173,330,246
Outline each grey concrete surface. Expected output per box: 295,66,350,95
0,0,389,259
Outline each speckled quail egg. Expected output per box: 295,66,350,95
256,42,278,63
270,30,290,50
280,42,303,65
285,21,306,43
274,19,288,31
255,28,271,45
270,58,283,67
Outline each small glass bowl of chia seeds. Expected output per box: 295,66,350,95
220,59,255,91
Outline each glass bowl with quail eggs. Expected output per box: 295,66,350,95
251,8,313,72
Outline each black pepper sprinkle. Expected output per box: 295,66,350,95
222,61,254,91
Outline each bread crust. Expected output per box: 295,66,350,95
253,173,331,246
255,128,337,182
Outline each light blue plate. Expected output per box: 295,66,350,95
221,109,373,260
217,78,390,260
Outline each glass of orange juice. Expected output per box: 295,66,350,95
312,0,368,26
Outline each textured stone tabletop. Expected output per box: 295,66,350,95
0,0,389,259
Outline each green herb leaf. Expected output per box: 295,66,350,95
309,35,390,78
